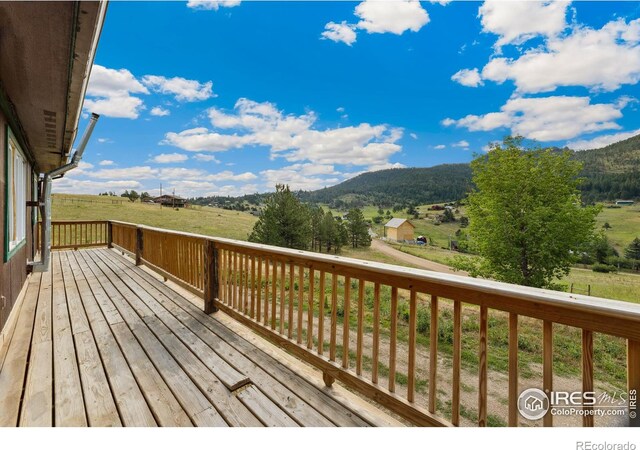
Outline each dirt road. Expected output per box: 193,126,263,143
371,239,466,275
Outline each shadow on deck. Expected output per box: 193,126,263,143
0,248,401,427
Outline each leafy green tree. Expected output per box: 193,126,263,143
625,237,640,261
249,184,311,250
442,208,455,223
345,208,372,248
140,191,151,202
128,190,140,202
309,206,325,251
454,137,600,288
377,207,384,215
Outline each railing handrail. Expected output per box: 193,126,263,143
106,220,640,340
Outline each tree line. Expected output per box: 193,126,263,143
248,184,371,253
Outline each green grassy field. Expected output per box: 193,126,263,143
595,205,640,252
52,194,257,241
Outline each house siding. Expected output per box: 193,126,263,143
0,108,35,332
387,222,414,241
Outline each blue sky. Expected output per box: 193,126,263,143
56,0,640,198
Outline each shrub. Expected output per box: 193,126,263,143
592,263,618,273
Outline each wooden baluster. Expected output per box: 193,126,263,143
271,259,278,330
543,320,553,427
279,262,286,334
452,300,462,426
250,256,256,319
582,329,594,427
219,249,226,304
288,263,294,339
628,339,640,427
372,283,381,384
232,251,238,309
429,295,439,414
407,289,417,402
356,280,365,376
389,287,398,392
329,273,338,362
318,271,326,355
256,256,263,322
342,276,351,370
245,254,250,314
203,240,217,314
509,313,519,427
478,306,488,427
227,250,233,306
307,268,315,350
264,258,270,326
297,266,304,344
238,253,245,313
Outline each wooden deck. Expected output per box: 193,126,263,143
0,248,400,427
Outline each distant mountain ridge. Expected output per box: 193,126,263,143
193,133,640,207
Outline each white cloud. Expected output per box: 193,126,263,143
186,0,241,10
192,153,221,163
322,21,357,46
87,65,148,98
150,106,171,116
451,68,483,87
52,178,143,195
97,138,113,144
84,95,145,120
479,0,569,47
260,165,343,191
90,166,158,180
481,18,640,93
566,128,640,150
434,144,446,149
151,153,189,164
355,0,429,35
445,96,628,141
163,97,404,169
85,65,149,119
99,160,115,166
410,133,418,139
142,75,215,102
452,140,470,148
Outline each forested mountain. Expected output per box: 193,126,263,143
192,134,640,208
572,133,640,203
299,164,473,208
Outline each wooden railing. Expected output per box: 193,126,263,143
47,220,640,427
38,220,109,250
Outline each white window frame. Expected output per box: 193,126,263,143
5,126,28,261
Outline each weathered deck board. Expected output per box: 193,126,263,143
0,248,400,427
96,248,336,427
0,273,41,426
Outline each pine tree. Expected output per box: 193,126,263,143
345,208,371,248
248,184,311,249
625,237,640,261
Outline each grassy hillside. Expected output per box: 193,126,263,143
595,204,640,252
52,194,257,241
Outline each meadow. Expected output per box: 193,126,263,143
52,194,257,241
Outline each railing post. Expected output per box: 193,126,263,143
107,221,113,248
204,240,219,314
135,227,143,266
628,339,640,427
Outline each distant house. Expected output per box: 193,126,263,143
616,200,634,206
154,194,187,208
384,218,415,241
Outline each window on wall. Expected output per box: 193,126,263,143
5,127,28,260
